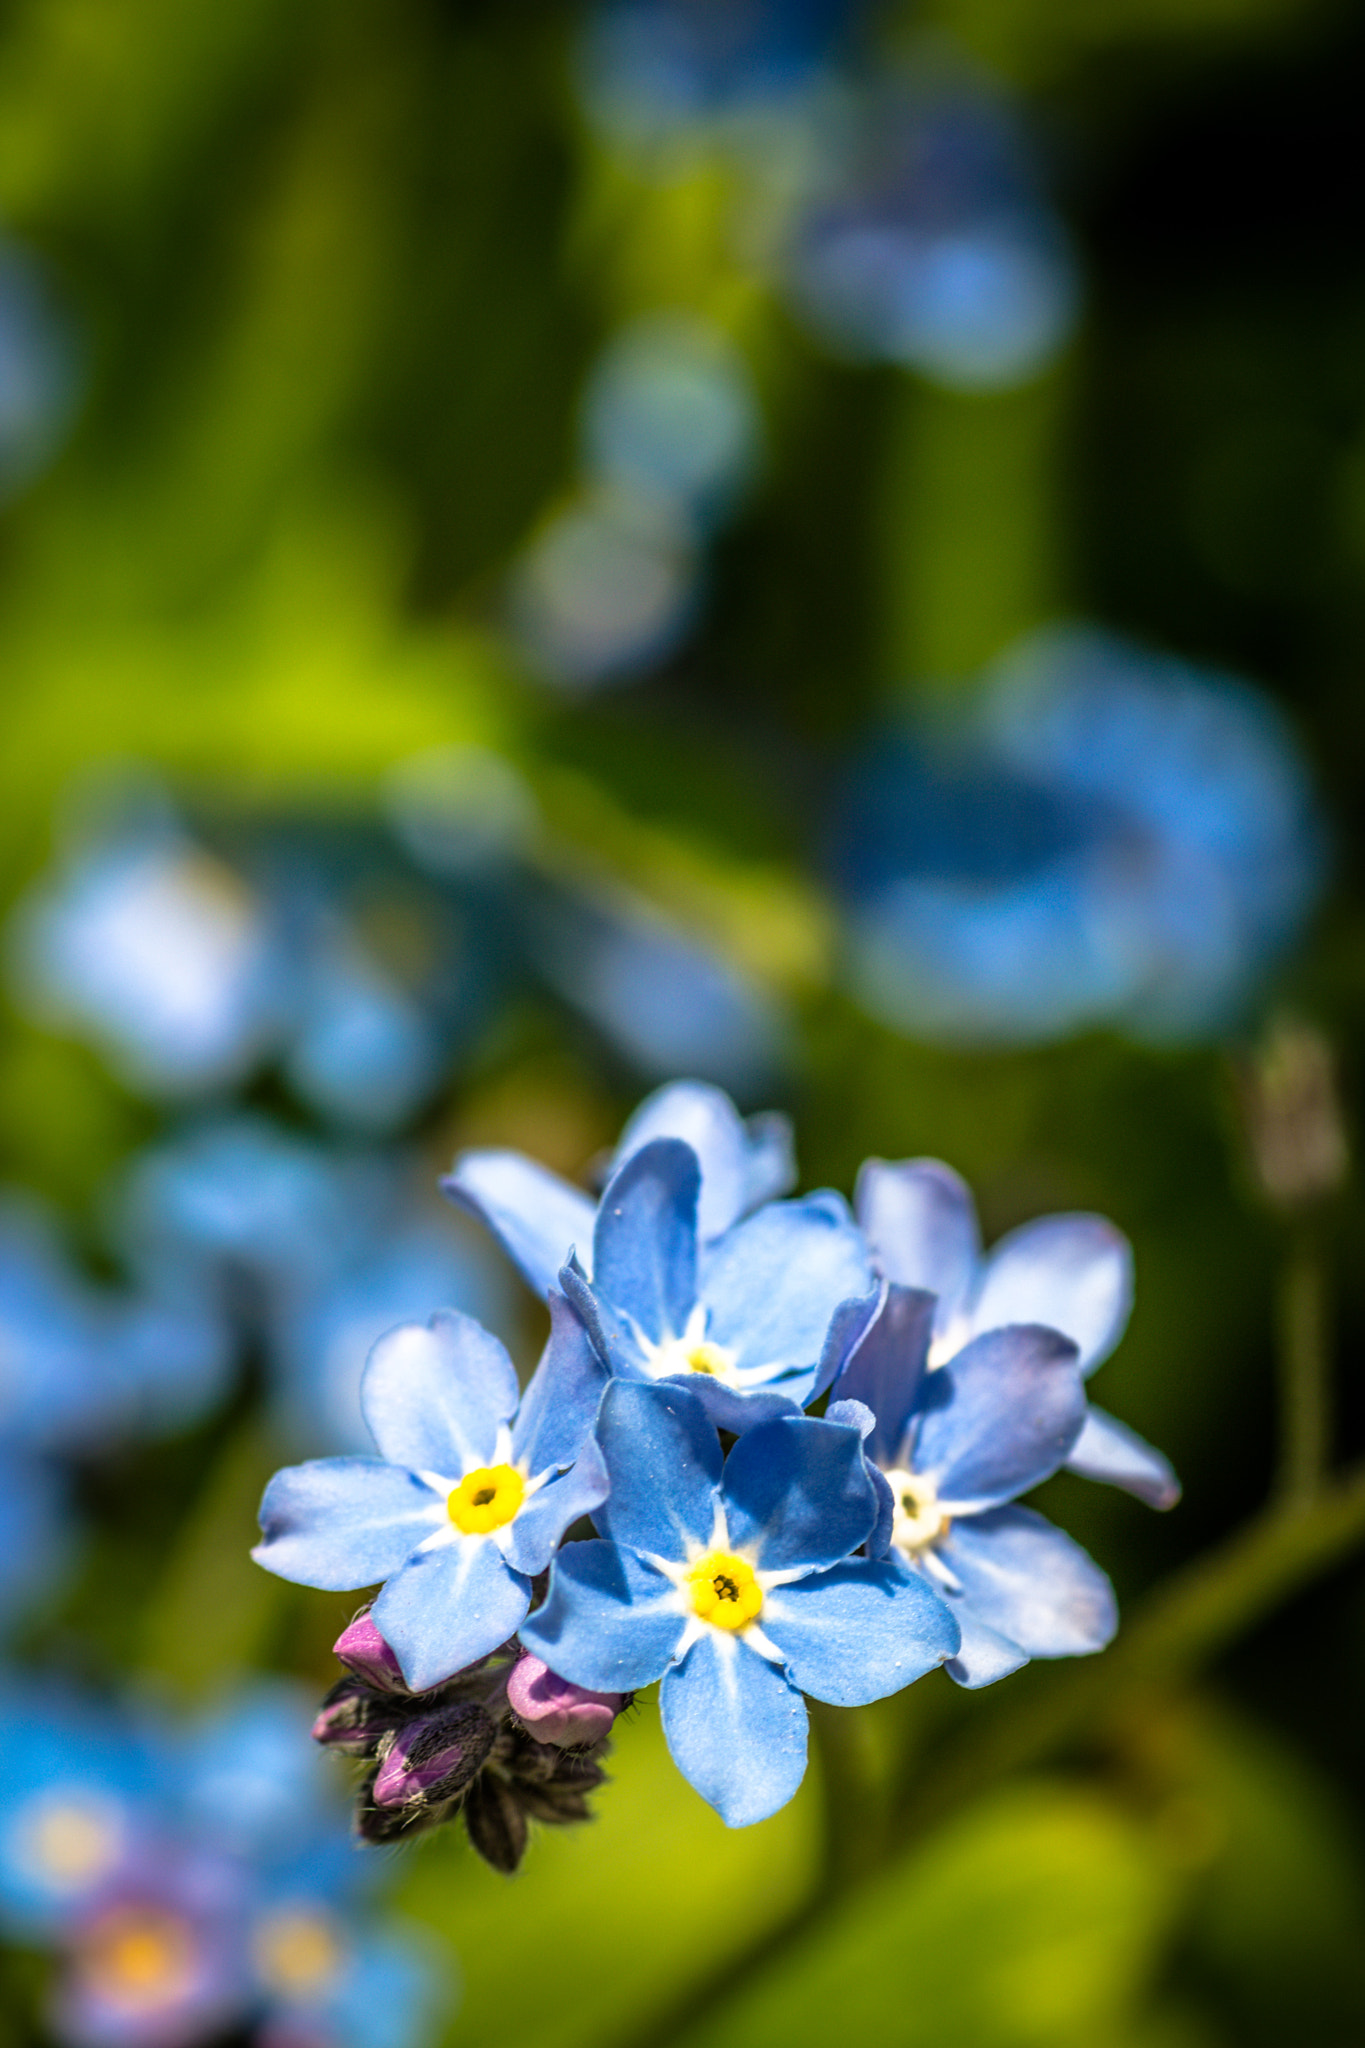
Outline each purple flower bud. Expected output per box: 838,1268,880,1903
506,1654,623,1747
333,1614,406,1692
371,1704,495,1809
310,1678,403,1754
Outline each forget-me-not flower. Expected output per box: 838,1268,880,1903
830,1282,1117,1688
856,1155,1178,1508
254,1301,609,1691
521,1379,958,1824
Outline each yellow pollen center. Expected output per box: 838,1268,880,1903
685,1551,763,1631
683,1341,733,1378
23,1799,119,1886
884,1467,952,1554
448,1463,525,1535
82,1910,198,2009
253,1910,343,1996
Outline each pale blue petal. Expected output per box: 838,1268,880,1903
253,1461,441,1590
612,1081,795,1241
702,1193,873,1375
360,1311,518,1475
912,1325,1084,1506
660,1633,807,1827
829,1283,934,1466
594,1380,721,1558
968,1214,1133,1375
372,1537,530,1690
809,1287,885,1403
680,1376,809,1434
761,1559,958,1704
941,1604,1030,1689
518,1539,684,1689
593,1138,699,1347
442,1150,597,1295
557,1258,649,1377
511,1290,609,1474
1065,1404,1180,1509
500,1441,609,1576
854,1158,979,1335
722,1415,874,1572
938,1506,1117,1658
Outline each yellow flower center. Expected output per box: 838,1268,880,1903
448,1463,525,1535
81,1909,198,2010
681,1340,734,1378
253,1909,343,1996
22,1798,120,1886
685,1551,763,1631
883,1467,952,1554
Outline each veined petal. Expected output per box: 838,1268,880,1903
594,1380,721,1559
442,1149,597,1295
372,1537,531,1691
941,1605,1031,1689
660,1633,807,1827
1065,1405,1180,1509
518,1539,685,1691
722,1415,875,1573
829,1284,935,1468
761,1559,958,1705
361,1311,518,1476
702,1193,873,1376
593,1138,699,1348
499,1441,609,1576
968,1214,1133,1376
937,1506,1117,1659
855,1158,979,1335
612,1081,795,1242
913,1325,1085,1507
253,1460,441,1590
511,1290,609,1475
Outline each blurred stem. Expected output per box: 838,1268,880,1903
807,1700,881,1890
613,1459,1365,2048
1275,1223,1331,1505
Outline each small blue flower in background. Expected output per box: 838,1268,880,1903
254,1302,609,1690
829,1283,1117,1688
857,1155,1179,1508
831,625,1324,1046
521,1379,957,1825
0,237,84,503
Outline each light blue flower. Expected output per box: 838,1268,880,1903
521,1379,958,1825
830,1283,1117,1689
856,1156,1178,1508
254,1303,609,1691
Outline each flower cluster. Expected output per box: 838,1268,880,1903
256,1081,1177,1832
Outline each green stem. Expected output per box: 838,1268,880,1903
1275,1224,1331,1505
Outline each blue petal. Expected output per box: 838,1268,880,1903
594,1380,721,1559
829,1284,934,1467
360,1311,519,1476
761,1558,958,1704
854,1158,979,1336
442,1150,597,1295
660,1633,807,1827
612,1081,795,1241
518,1539,685,1690
702,1193,873,1375
372,1537,531,1690
721,1415,874,1573
1065,1404,1180,1509
253,1460,441,1590
912,1325,1085,1506
592,1138,699,1347
941,1604,1030,1689
511,1290,609,1475
677,1376,809,1434
937,1506,1117,1658
499,1441,609,1576
968,1214,1133,1376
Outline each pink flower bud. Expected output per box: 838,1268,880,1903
506,1654,623,1747
333,1614,406,1692
372,1704,495,1808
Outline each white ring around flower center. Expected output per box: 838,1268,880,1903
882,1466,952,1554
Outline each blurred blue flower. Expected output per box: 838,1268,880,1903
857,1156,1179,1508
786,70,1079,389
254,1302,609,1691
521,1379,956,1825
0,238,83,502
831,625,1325,1045
830,1283,1117,1689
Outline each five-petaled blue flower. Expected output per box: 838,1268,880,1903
856,1155,1178,1508
253,1299,608,1691
519,1380,959,1826
830,1283,1118,1689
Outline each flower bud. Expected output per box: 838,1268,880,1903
371,1704,496,1809
1236,1017,1349,1212
333,1614,407,1692
506,1653,624,1747
310,1677,404,1754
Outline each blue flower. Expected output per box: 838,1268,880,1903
444,1077,796,1298
254,1302,609,1690
830,1284,1118,1689
856,1156,1178,1509
521,1380,957,1825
